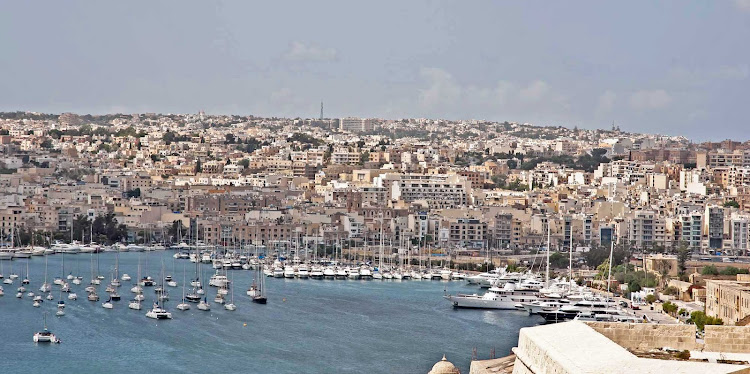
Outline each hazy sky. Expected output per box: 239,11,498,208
2,1,749,140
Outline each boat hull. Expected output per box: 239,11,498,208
443,295,526,310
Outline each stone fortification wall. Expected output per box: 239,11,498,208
704,325,750,353
585,322,698,351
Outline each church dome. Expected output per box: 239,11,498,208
428,355,460,374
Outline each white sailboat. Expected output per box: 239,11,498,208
176,264,190,311
129,258,143,310
224,272,236,311
22,260,30,284
39,255,51,293
197,296,210,311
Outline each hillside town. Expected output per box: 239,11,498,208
6,111,750,372
0,111,747,254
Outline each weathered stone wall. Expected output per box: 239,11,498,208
704,325,750,353
586,322,699,351
512,329,575,374
468,355,516,374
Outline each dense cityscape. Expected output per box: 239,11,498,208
4,1,750,373
3,111,750,372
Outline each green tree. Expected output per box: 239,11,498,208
719,266,750,276
125,188,141,198
676,242,691,279
360,151,370,165
91,213,128,244
662,301,679,315
71,214,90,242
689,311,723,331
701,265,719,275
723,201,740,209
549,252,569,268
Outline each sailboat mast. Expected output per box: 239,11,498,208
569,226,573,285
545,219,551,286
607,239,614,294
379,210,384,270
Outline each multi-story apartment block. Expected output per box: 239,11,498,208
331,149,361,165
582,214,593,244
705,205,726,250
680,212,703,249
339,117,374,133
627,211,670,249
386,173,471,209
448,218,487,248
701,149,750,169
731,216,749,254
491,213,513,249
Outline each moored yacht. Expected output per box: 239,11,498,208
444,283,539,310
440,268,452,280
297,264,309,279
209,273,229,288
146,302,172,319
128,297,142,310
359,266,373,279
310,266,324,279
283,266,296,278
347,267,360,279
33,314,60,343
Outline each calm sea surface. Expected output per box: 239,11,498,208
0,251,542,373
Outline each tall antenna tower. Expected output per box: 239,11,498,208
320,101,324,120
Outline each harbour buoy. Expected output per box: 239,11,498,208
282,298,286,302
243,323,247,327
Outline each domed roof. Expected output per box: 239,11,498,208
428,355,460,374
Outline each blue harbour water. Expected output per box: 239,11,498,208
0,252,542,373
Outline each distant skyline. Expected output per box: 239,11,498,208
2,1,749,141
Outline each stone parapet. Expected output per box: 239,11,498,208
585,322,699,351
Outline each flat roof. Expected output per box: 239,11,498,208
514,322,748,374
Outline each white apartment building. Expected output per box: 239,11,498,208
627,211,669,249
731,216,749,254
386,173,471,209
339,117,374,133
680,212,703,249
594,160,654,184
